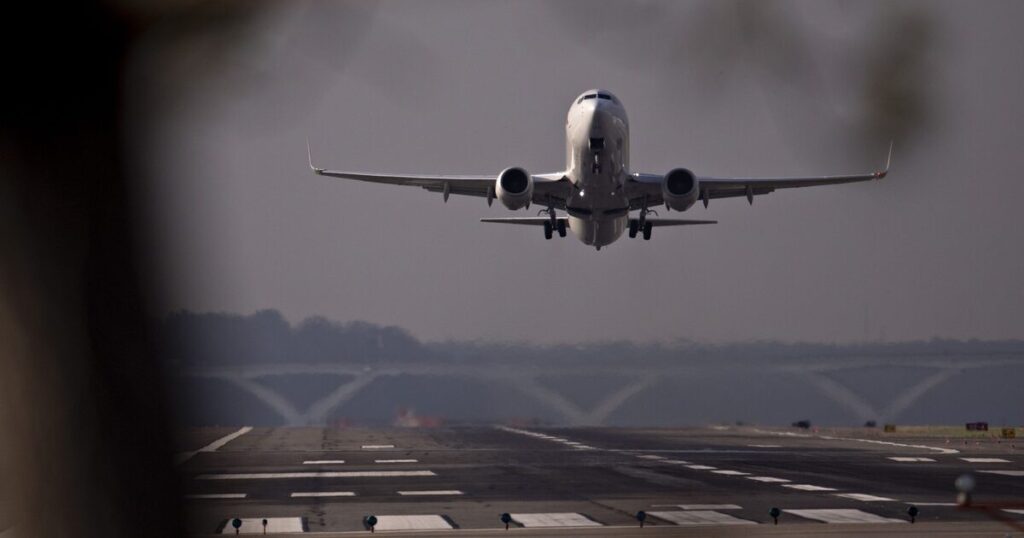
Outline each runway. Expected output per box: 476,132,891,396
178,425,1024,535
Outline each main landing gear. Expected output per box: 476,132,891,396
540,206,566,240
629,203,656,241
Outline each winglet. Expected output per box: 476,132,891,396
306,138,324,175
875,140,893,179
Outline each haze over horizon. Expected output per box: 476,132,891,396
132,1,1024,344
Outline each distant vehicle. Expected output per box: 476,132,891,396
792,420,812,429
309,89,890,250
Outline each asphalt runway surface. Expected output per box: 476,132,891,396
178,425,1024,536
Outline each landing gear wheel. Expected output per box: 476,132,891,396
628,220,639,238
543,221,553,240
556,220,567,237
642,222,653,241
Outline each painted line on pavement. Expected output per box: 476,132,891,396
199,470,436,480
510,513,602,527
834,493,897,502
176,426,253,464
785,508,905,524
291,491,356,497
782,484,837,492
303,460,345,465
648,511,755,526
397,490,464,496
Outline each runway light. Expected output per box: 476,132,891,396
365,515,378,533
635,510,647,528
955,474,975,506
500,512,512,530
769,507,781,525
231,518,242,535
907,505,919,523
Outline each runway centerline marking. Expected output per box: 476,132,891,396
510,513,602,527
176,426,253,464
748,444,782,448
291,491,356,497
960,457,1011,463
303,460,345,465
785,508,906,524
375,459,418,463
185,493,246,499
684,465,717,470
361,444,395,449
711,470,750,476
888,457,935,462
746,476,791,483
834,493,897,502
397,490,464,496
783,484,837,492
676,504,742,510
373,515,452,531
198,470,436,480
648,511,756,526
979,470,1024,477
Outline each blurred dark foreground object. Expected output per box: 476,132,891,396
0,2,206,536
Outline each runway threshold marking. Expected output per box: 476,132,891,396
833,493,897,502
290,491,356,497
509,513,602,527
185,493,246,499
782,484,837,492
397,490,464,496
888,457,935,462
219,517,304,534
198,470,436,480
303,460,345,465
960,457,1011,463
676,504,742,510
746,476,791,483
373,515,452,531
979,470,1024,477
648,510,756,526
785,509,906,524
176,426,253,464
1004,509,1024,515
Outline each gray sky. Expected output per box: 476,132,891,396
133,0,1024,344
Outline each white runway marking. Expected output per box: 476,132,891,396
711,470,750,476
397,490,464,496
303,460,345,465
638,454,665,460
834,493,896,502
979,470,1024,477
290,491,355,498
176,426,253,464
684,465,717,470
908,502,957,506
373,515,452,531
663,459,691,464
198,470,436,480
220,517,303,534
888,457,935,462
510,513,601,527
185,493,246,499
783,484,837,492
748,444,782,448
648,511,756,526
746,476,790,483
960,457,1010,463
786,509,906,524
676,504,742,510
1004,509,1024,515
361,444,395,449
375,459,418,463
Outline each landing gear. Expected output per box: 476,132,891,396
642,221,653,240
628,219,638,238
539,201,564,240
633,197,656,240
543,221,553,240
556,219,567,237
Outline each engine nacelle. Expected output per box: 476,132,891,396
661,168,699,211
495,167,534,210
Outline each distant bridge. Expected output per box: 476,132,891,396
183,354,1024,427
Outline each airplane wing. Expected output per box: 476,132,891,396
308,141,571,207
626,143,891,209
480,217,715,227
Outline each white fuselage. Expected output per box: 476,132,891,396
564,90,631,247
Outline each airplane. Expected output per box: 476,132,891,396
308,89,890,250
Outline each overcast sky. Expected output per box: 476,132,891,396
131,0,1024,344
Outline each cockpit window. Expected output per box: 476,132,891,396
577,93,597,104
597,93,610,100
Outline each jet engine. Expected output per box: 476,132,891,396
661,168,699,211
495,167,534,210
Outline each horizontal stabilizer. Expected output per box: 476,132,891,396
480,217,568,226
633,218,717,227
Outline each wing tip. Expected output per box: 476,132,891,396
306,138,324,175
875,140,893,179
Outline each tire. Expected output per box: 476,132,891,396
543,221,553,240
557,220,567,237
642,222,653,241
628,220,638,238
